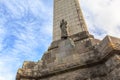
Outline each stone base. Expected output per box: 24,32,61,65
16,32,120,80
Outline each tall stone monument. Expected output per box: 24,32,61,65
53,0,87,41
16,0,120,80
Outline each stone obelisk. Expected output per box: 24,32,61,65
53,0,88,41
16,0,120,80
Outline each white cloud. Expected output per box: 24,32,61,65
81,0,120,39
0,57,20,80
0,0,53,80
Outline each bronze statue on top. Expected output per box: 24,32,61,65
60,19,68,39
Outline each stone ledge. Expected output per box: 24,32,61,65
16,35,120,80
17,50,120,80
70,31,94,42
48,31,94,51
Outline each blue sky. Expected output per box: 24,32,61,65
0,0,120,80
0,0,53,80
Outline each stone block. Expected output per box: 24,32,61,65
22,61,37,69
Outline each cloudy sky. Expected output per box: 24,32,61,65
0,0,120,80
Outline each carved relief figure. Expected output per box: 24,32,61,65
60,19,68,39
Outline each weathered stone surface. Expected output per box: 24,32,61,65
16,34,120,80
53,0,88,41
16,0,120,80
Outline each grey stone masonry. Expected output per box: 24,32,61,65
16,0,120,80
53,0,88,41
16,33,120,80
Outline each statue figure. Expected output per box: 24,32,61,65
60,19,68,39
